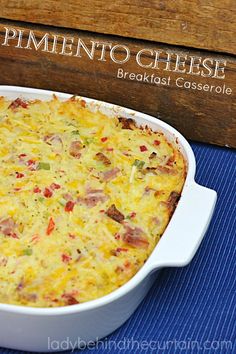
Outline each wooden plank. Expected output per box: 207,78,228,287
0,0,236,55
0,20,235,148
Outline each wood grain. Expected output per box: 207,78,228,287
0,0,236,55
0,20,235,148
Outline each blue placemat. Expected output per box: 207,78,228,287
0,142,235,354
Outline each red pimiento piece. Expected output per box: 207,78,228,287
140,145,148,152
9,98,28,110
101,137,108,142
46,217,55,235
33,186,41,193
124,260,131,268
154,140,160,146
116,247,128,252
31,234,40,244
16,172,24,178
44,188,53,198
8,232,19,239
27,159,37,171
130,212,136,218
65,201,75,212
61,253,72,263
50,183,61,190
18,153,27,158
27,159,35,166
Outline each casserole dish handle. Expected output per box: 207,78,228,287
149,182,217,269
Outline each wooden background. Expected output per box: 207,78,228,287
0,1,235,148
0,0,235,55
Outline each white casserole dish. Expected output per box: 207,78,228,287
0,86,217,352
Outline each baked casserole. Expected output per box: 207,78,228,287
0,96,186,307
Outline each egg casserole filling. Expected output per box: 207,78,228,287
0,96,186,307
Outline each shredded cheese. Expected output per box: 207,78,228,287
0,96,186,307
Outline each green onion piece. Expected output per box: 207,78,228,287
38,162,50,170
22,248,33,256
38,197,44,203
58,199,66,206
84,137,94,145
133,159,145,169
71,130,80,135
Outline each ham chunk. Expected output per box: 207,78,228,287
166,191,181,215
0,218,18,238
62,293,79,305
149,152,157,159
106,204,124,223
95,152,111,165
118,117,136,130
44,134,63,153
157,166,177,175
69,141,83,159
102,167,120,181
77,188,109,208
122,225,149,249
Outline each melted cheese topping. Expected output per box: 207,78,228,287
0,96,186,307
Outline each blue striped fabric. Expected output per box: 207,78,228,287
0,142,235,354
